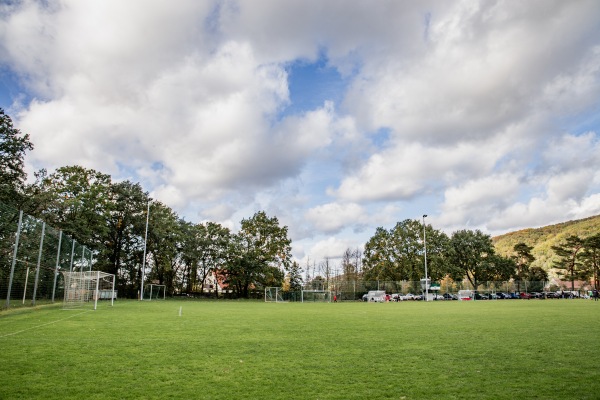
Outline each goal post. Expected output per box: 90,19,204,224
62,271,116,310
265,287,284,302
144,284,166,301
301,289,333,302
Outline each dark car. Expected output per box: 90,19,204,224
443,293,458,300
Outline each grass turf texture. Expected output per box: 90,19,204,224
1,300,599,400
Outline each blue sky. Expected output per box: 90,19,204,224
1,0,600,266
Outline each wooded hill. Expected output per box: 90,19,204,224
493,214,600,272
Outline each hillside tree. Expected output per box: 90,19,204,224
552,235,585,292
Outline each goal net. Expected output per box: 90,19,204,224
144,284,166,300
265,287,284,302
301,290,333,302
62,271,116,310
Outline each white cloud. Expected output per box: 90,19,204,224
305,202,365,234
1,0,600,260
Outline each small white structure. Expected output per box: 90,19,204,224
366,290,386,302
458,290,473,301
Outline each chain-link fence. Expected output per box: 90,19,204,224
0,202,94,310
304,278,568,301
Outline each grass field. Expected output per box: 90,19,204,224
1,299,599,400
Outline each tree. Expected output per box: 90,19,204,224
447,229,497,291
422,221,450,282
30,166,112,249
97,180,150,296
511,242,535,292
341,248,357,279
285,261,303,292
225,211,292,298
362,227,394,282
527,266,548,292
552,235,585,292
581,233,600,290
362,220,449,284
180,221,230,295
319,256,333,290
0,108,34,207
145,201,182,295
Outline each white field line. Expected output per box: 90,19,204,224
0,310,92,338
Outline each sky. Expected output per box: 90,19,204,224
1,0,600,266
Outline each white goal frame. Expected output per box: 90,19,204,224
62,271,116,310
301,289,333,303
265,287,284,302
144,284,166,301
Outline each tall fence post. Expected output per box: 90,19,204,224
52,230,62,302
69,240,75,273
5,210,23,309
31,222,46,306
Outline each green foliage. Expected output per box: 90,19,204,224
493,215,600,271
447,229,514,288
29,166,112,248
179,221,231,295
1,300,600,399
0,108,34,207
363,219,449,282
285,261,303,291
552,235,585,291
225,211,292,297
581,233,600,290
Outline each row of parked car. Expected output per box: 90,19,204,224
362,291,586,302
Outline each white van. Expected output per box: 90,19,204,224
366,290,386,302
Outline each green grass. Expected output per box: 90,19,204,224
1,299,600,399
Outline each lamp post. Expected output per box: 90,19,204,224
140,201,150,300
423,214,428,302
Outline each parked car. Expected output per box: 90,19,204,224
404,293,415,301
520,292,533,299
443,293,457,300
496,292,510,299
474,293,489,300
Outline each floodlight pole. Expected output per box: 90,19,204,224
140,201,150,300
423,214,429,302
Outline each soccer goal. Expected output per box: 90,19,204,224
62,271,116,310
144,284,166,300
265,287,284,302
301,290,333,302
